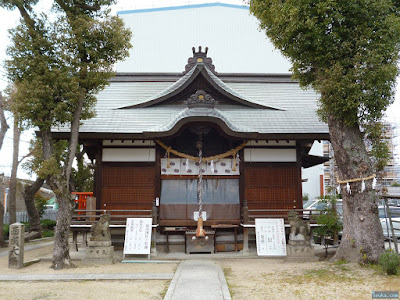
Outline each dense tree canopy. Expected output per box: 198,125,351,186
250,0,400,262
251,0,400,126
1,0,131,269
6,2,130,131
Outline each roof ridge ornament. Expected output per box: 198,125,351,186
186,90,218,111
183,46,217,75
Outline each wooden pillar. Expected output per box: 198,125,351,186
320,174,324,198
95,146,103,210
151,200,158,255
242,199,249,255
86,197,96,222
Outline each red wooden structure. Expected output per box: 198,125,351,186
72,192,93,213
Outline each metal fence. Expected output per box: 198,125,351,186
3,209,58,225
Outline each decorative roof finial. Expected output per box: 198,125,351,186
185,90,217,111
184,46,216,75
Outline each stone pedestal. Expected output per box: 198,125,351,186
286,240,319,262
8,223,24,269
85,240,115,264
242,227,249,255
151,227,157,255
286,211,318,261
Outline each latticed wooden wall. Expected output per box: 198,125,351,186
244,165,300,211
101,165,155,213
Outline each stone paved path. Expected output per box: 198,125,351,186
164,260,231,300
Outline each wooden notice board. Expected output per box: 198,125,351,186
255,218,287,256
123,218,152,256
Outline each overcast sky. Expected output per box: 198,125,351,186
0,0,399,179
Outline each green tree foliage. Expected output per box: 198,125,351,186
314,199,343,257
6,3,131,132
24,140,94,192
250,0,400,262
250,0,400,126
1,0,132,269
34,192,47,219
250,1,400,161
23,138,69,179
71,146,94,192
378,250,400,275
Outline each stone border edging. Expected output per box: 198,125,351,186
163,260,184,300
0,273,174,281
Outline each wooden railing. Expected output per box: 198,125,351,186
71,209,154,225
240,200,326,253
69,207,157,251
242,200,324,225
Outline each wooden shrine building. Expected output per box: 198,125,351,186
55,45,329,248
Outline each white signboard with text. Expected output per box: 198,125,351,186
123,218,152,255
255,218,287,256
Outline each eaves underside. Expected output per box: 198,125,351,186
50,131,330,141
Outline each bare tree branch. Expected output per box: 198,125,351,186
18,150,33,165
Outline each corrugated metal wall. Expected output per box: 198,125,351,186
118,4,291,74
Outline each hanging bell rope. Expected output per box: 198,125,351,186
198,147,203,218
166,147,171,168
156,140,248,163
196,140,206,238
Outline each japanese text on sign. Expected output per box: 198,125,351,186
123,218,152,255
255,218,287,256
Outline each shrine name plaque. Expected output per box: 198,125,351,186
255,218,287,256
123,218,152,255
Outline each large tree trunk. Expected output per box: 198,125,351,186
0,182,5,247
23,177,44,236
51,185,75,270
0,92,9,151
0,202,4,247
8,117,21,224
38,130,74,269
0,175,4,247
47,99,84,270
328,115,384,263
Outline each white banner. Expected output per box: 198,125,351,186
123,218,152,255
255,218,287,256
161,158,239,175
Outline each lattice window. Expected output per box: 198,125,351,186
101,166,155,211
244,165,299,211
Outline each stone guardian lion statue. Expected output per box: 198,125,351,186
90,214,111,241
288,210,311,242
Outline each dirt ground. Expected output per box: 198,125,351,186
0,243,177,300
220,257,400,300
0,241,399,300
